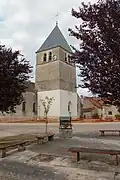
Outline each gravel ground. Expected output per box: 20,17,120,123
0,160,67,180
0,158,117,180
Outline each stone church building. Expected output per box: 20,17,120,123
36,23,77,119
0,24,81,121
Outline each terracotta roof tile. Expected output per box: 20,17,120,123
84,97,104,108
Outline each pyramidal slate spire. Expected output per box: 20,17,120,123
36,24,72,53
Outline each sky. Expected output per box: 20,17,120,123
0,0,96,96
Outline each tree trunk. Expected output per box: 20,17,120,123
45,117,48,134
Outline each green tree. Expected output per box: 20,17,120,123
69,0,120,110
0,44,32,114
40,96,55,133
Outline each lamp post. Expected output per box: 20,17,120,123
80,95,84,119
34,89,38,120
75,86,84,119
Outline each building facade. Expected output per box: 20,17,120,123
35,24,77,119
82,97,119,119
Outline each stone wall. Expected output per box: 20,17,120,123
36,60,76,92
36,46,74,66
36,47,59,65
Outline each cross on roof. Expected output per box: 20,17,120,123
55,13,60,25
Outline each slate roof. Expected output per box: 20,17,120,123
36,24,72,53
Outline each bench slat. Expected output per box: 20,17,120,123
0,133,55,158
99,130,120,136
69,147,120,165
99,130,120,132
68,147,120,155
36,133,55,138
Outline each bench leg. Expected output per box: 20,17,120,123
18,144,26,152
37,138,44,144
48,136,54,141
1,149,6,158
77,152,80,162
37,139,40,144
116,155,119,165
101,131,104,136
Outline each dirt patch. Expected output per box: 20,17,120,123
31,153,56,162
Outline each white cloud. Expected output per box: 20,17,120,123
13,31,30,42
9,10,30,24
0,0,97,95
0,38,13,47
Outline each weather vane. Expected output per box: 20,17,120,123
55,13,60,25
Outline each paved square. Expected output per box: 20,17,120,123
0,122,120,179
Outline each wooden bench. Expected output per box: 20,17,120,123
35,133,55,144
68,147,120,165
99,130,120,136
0,133,55,158
0,140,30,158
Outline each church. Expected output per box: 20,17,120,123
0,23,81,121
35,23,78,120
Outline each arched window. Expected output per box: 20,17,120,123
22,102,26,112
68,55,71,63
33,102,36,113
49,52,52,61
43,53,47,62
68,101,72,113
65,53,67,62
77,103,79,113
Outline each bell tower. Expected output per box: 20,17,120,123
35,24,77,119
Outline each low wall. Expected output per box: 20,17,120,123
0,117,58,123
0,117,119,123
72,118,119,123
0,117,37,123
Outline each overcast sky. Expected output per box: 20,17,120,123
0,0,97,96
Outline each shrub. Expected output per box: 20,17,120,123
92,113,100,119
115,114,120,119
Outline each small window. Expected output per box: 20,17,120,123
49,52,52,61
65,53,67,62
33,102,36,113
22,102,26,112
108,111,112,115
68,55,71,63
43,53,47,62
